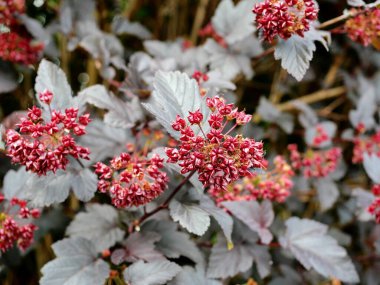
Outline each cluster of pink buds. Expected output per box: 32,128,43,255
210,156,294,204
0,0,43,65
94,153,169,208
368,184,380,223
352,129,380,164
0,32,44,65
6,90,91,176
0,0,25,26
343,8,380,47
192,70,209,85
288,144,341,178
165,96,265,193
253,0,318,42
0,195,40,252
312,124,329,146
198,23,227,47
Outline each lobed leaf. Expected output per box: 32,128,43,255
40,237,110,285
66,203,124,252
123,260,181,285
80,85,143,128
279,217,359,283
363,153,380,184
211,0,256,45
274,28,330,81
169,199,211,236
35,59,73,112
142,71,211,139
222,200,274,244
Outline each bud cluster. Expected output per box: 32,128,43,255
288,144,341,178
0,32,44,65
368,184,380,223
344,8,380,47
0,0,25,26
95,153,169,208
6,91,91,176
0,195,40,252
352,129,380,164
192,70,209,85
166,96,265,193
253,0,318,42
312,124,329,147
0,0,43,65
210,155,294,204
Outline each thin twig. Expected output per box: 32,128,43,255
317,14,351,30
276,86,346,112
253,87,346,122
252,46,275,61
323,54,344,88
317,5,379,30
318,96,346,116
191,0,210,44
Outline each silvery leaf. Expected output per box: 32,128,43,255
169,199,211,236
363,153,380,183
349,91,377,129
169,266,221,285
257,97,294,133
123,260,181,285
274,28,330,81
80,85,143,128
199,195,233,244
111,232,164,265
0,62,18,94
211,0,256,45
40,237,110,285
352,188,375,221
313,178,339,211
222,200,274,244
35,59,73,112
66,204,124,252
142,220,205,266
279,217,359,283
79,119,131,163
142,71,210,139
112,16,152,39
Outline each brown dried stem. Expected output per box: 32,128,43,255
191,0,210,44
276,86,346,112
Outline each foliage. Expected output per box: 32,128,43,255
0,0,380,284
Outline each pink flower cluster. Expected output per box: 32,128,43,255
312,124,329,146
198,23,227,47
165,96,265,193
210,155,294,204
368,184,380,223
0,0,25,26
0,195,40,252
0,0,43,65
95,153,169,208
0,32,44,65
352,129,380,163
288,144,341,178
253,0,318,42
6,91,91,176
192,70,209,85
344,8,380,47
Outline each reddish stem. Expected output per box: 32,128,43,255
129,170,197,232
